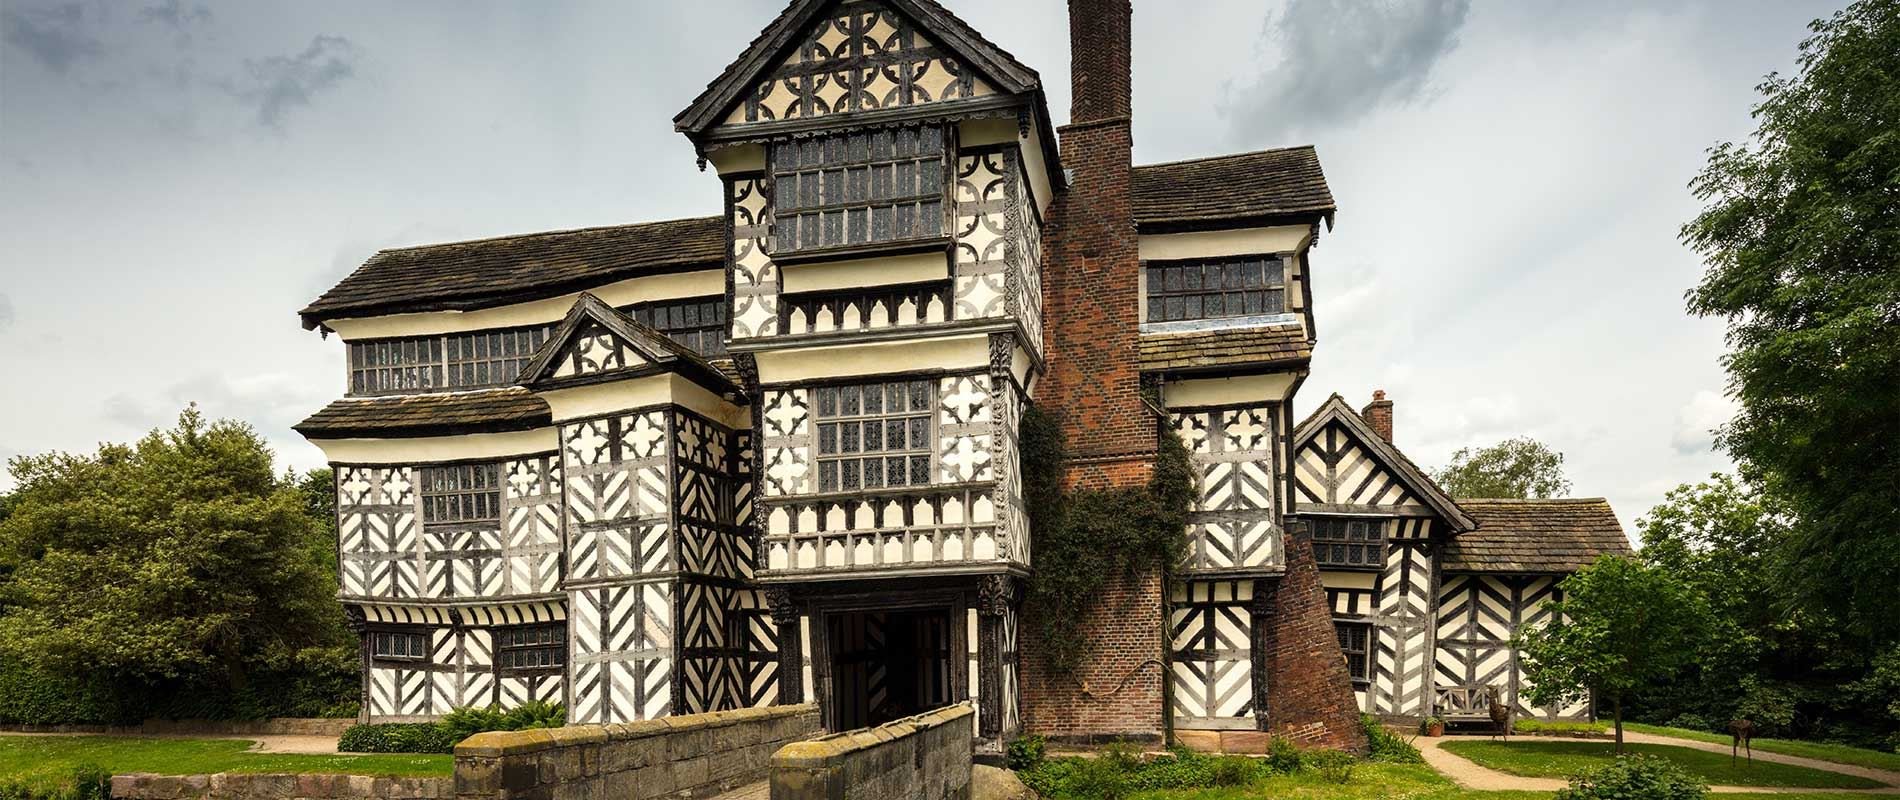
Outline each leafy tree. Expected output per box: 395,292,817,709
1431,437,1571,499
0,406,354,721
1518,555,1712,751
1680,0,1900,643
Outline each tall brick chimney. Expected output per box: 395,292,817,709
1042,0,1146,489
1021,0,1167,744
1361,390,1393,443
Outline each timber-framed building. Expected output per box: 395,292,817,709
296,0,1630,750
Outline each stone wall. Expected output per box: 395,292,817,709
452,704,819,800
112,773,450,800
6,717,354,736
771,703,974,800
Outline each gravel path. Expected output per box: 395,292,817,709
1414,732,1900,794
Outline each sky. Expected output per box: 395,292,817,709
0,0,1843,534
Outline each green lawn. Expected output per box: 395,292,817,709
0,736,450,792
1624,723,1900,773
1117,761,1881,800
1439,740,1885,789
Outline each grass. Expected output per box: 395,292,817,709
1127,762,1551,800
1512,719,1609,735
0,736,450,792
1439,740,1885,789
1624,723,1900,773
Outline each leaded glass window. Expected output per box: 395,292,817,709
772,127,946,254
346,325,551,395
1144,256,1286,323
813,379,935,492
1335,621,1371,681
420,463,501,525
496,624,565,672
1310,517,1385,568
371,630,428,661
629,296,727,357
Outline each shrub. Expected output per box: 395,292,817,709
1361,713,1424,763
0,765,112,800
1555,755,1708,800
1266,736,1303,774
337,722,459,754
502,699,565,730
1014,746,1268,799
439,706,510,743
1006,734,1047,770
1308,750,1357,784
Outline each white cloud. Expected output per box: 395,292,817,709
1672,389,1738,455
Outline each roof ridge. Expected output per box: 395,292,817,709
1134,145,1317,171
1458,497,1609,503
375,215,722,255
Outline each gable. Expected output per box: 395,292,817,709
1295,420,1421,509
723,0,994,125
550,322,650,380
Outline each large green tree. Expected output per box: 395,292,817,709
0,407,354,721
1518,555,1712,752
1681,0,1900,643
1431,436,1571,499
1633,474,1900,746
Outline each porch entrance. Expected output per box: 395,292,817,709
826,607,954,730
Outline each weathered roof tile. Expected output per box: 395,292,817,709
300,216,724,328
1132,146,1335,229
1441,498,1633,573
294,388,551,439
1139,324,1312,372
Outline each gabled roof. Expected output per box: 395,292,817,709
515,293,742,397
1293,394,1475,532
299,216,723,329
294,387,551,439
673,0,1044,135
1132,146,1335,232
1441,498,1632,573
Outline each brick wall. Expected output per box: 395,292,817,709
1264,522,1369,752
1042,0,1149,492
1018,570,1165,742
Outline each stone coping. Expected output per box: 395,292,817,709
771,703,974,769
454,704,819,758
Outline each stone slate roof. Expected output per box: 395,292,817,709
299,216,724,328
1132,146,1335,230
1139,324,1311,373
1441,498,1633,574
294,388,551,439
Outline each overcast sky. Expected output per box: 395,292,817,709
0,0,1840,533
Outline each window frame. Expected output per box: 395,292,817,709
811,378,938,494
1142,254,1288,324
369,628,430,663
347,324,552,397
494,623,567,675
1308,516,1386,570
625,295,728,358
418,462,502,527
1335,621,1372,683
768,126,953,259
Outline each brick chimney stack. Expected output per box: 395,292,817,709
1361,390,1394,442
1043,0,1144,489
